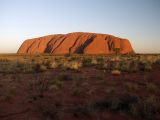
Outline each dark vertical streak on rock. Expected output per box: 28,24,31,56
105,36,108,40
51,36,67,53
37,40,41,48
69,35,82,54
26,40,36,53
107,36,114,51
44,38,55,53
76,34,96,54
44,35,65,53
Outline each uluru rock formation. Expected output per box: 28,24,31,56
17,32,134,54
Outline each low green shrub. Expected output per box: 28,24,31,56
34,63,47,72
82,58,92,67
138,61,152,71
129,60,139,72
130,96,160,119
47,61,58,69
155,59,160,65
72,105,93,118
93,94,138,112
0,61,36,73
57,72,72,81
125,82,138,92
120,61,130,72
28,78,50,100
34,98,59,119
50,79,63,89
72,87,82,96
146,83,158,93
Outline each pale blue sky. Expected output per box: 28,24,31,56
0,0,160,53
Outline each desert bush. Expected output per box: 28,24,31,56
0,62,12,73
57,72,72,81
50,79,63,90
0,58,10,62
59,60,82,71
43,60,51,68
130,96,160,119
106,87,116,94
146,83,158,93
64,53,71,57
93,94,138,112
108,96,122,111
0,81,17,102
72,105,93,118
72,87,82,96
34,98,59,119
34,63,47,72
0,88,16,102
82,58,92,67
0,61,35,73
95,57,107,70
129,60,139,72
155,59,160,65
68,61,82,70
47,61,58,69
16,61,36,73
138,61,152,71
125,82,138,92
74,75,89,81
28,77,50,100
94,73,103,80
114,48,121,55
120,61,130,72
108,61,120,70
101,63,108,70
96,57,105,65
121,60,138,73
91,58,98,65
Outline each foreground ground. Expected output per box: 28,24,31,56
0,54,160,120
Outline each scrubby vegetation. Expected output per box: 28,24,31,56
0,54,159,74
0,54,160,120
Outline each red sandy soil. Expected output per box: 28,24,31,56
0,64,160,120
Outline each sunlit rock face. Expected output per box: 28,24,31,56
17,32,135,54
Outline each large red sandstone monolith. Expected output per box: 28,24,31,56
17,32,134,54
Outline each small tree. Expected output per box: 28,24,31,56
114,48,121,55
111,48,121,75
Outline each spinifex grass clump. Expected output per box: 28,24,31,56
119,61,130,72
155,59,160,65
91,58,98,65
0,58,10,62
59,60,82,71
56,72,73,81
28,77,51,98
33,97,59,119
110,56,121,75
34,63,47,72
0,61,36,73
47,61,58,69
83,94,160,120
146,83,158,93
66,61,82,70
138,61,152,72
82,57,92,67
129,60,139,72
130,95,160,119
